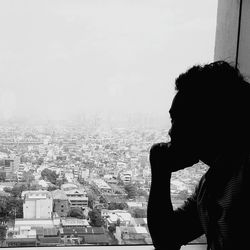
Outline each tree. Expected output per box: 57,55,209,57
88,208,105,227
107,203,117,210
108,202,128,210
117,203,128,210
176,190,189,201
99,196,106,203
21,171,35,187
0,197,8,224
37,157,44,165
116,218,121,226
0,196,23,223
124,184,137,199
4,184,27,198
47,185,57,191
68,208,85,219
41,168,59,185
78,177,86,185
55,175,67,188
0,172,6,182
131,208,147,218
108,224,116,234
6,197,23,219
0,225,6,247
29,184,42,191
137,189,149,199
87,193,96,209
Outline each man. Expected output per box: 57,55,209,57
147,61,250,250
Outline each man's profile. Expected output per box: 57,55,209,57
147,61,250,250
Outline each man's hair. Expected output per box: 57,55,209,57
175,61,246,93
174,60,250,143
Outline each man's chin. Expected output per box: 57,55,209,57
168,146,200,172
171,156,199,172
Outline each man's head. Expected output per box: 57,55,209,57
169,61,250,166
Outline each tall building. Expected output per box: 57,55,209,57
4,159,15,180
17,164,25,181
3,155,20,180
22,190,53,219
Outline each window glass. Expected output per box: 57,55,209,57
0,0,217,247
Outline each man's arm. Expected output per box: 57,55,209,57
147,143,204,249
173,186,204,245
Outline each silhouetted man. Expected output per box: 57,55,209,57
147,61,250,250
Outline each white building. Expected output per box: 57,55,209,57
103,210,132,227
17,164,25,181
81,168,90,179
64,172,74,182
120,170,132,185
14,217,60,228
22,190,53,219
7,226,36,239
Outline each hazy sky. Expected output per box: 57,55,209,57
0,0,218,122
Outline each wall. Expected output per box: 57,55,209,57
36,199,52,219
214,0,241,63
237,0,250,80
23,200,36,219
214,0,250,80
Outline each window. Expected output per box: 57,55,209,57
0,0,217,248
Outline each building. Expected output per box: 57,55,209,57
17,164,25,181
51,189,70,217
126,201,146,209
131,217,148,227
60,226,108,245
92,179,112,194
22,190,53,219
103,210,132,227
5,237,38,247
80,168,90,180
115,226,152,245
64,172,74,182
3,157,19,181
7,226,36,240
35,227,61,246
14,218,60,228
61,217,89,228
6,226,61,247
119,170,132,185
64,189,88,208
61,182,78,191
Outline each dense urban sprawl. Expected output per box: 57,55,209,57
0,120,208,247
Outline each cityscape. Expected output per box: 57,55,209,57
0,0,217,247
0,118,208,247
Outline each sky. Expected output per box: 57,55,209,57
0,0,218,124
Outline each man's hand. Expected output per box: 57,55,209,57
149,142,173,175
148,142,182,250
150,141,199,173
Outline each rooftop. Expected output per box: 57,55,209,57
51,189,68,200
61,218,89,227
